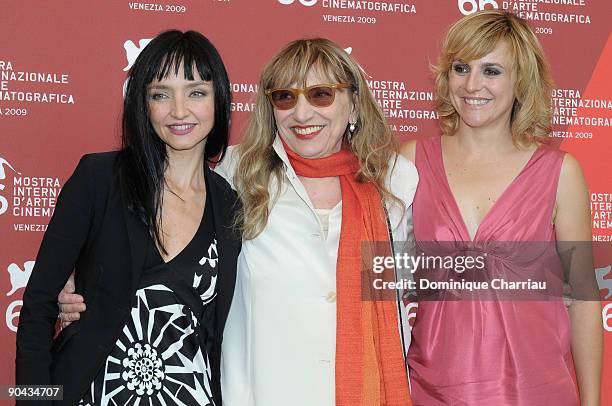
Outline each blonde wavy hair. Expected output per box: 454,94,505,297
235,38,399,240
434,10,554,147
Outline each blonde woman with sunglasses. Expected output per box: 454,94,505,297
217,38,417,406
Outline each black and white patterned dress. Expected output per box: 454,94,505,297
79,197,219,406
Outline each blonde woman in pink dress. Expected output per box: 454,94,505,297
401,10,602,406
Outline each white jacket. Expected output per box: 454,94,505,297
215,137,419,406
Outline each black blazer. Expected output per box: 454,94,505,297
16,151,240,405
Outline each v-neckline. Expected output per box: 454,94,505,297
437,136,540,242
156,194,209,265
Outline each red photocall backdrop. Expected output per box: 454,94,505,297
0,0,610,402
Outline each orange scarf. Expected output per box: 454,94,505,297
283,140,412,406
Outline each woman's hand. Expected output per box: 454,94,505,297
57,272,86,328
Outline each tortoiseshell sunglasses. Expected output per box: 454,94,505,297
265,83,352,110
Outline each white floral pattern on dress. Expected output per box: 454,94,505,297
79,237,219,406
121,342,165,395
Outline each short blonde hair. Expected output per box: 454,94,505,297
434,10,553,146
234,38,399,239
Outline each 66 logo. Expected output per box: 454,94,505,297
278,0,318,6
5,260,34,332
458,0,499,16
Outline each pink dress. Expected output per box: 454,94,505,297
408,136,578,405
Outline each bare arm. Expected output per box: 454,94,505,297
555,153,603,406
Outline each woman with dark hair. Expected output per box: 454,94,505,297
16,30,240,406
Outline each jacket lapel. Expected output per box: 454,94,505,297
204,165,240,327
118,173,149,294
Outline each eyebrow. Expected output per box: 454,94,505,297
453,60,505,69
148,81,211,90
481,62,505,69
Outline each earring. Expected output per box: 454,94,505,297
349,121,356,134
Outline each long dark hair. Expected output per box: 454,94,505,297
118,30,231,252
